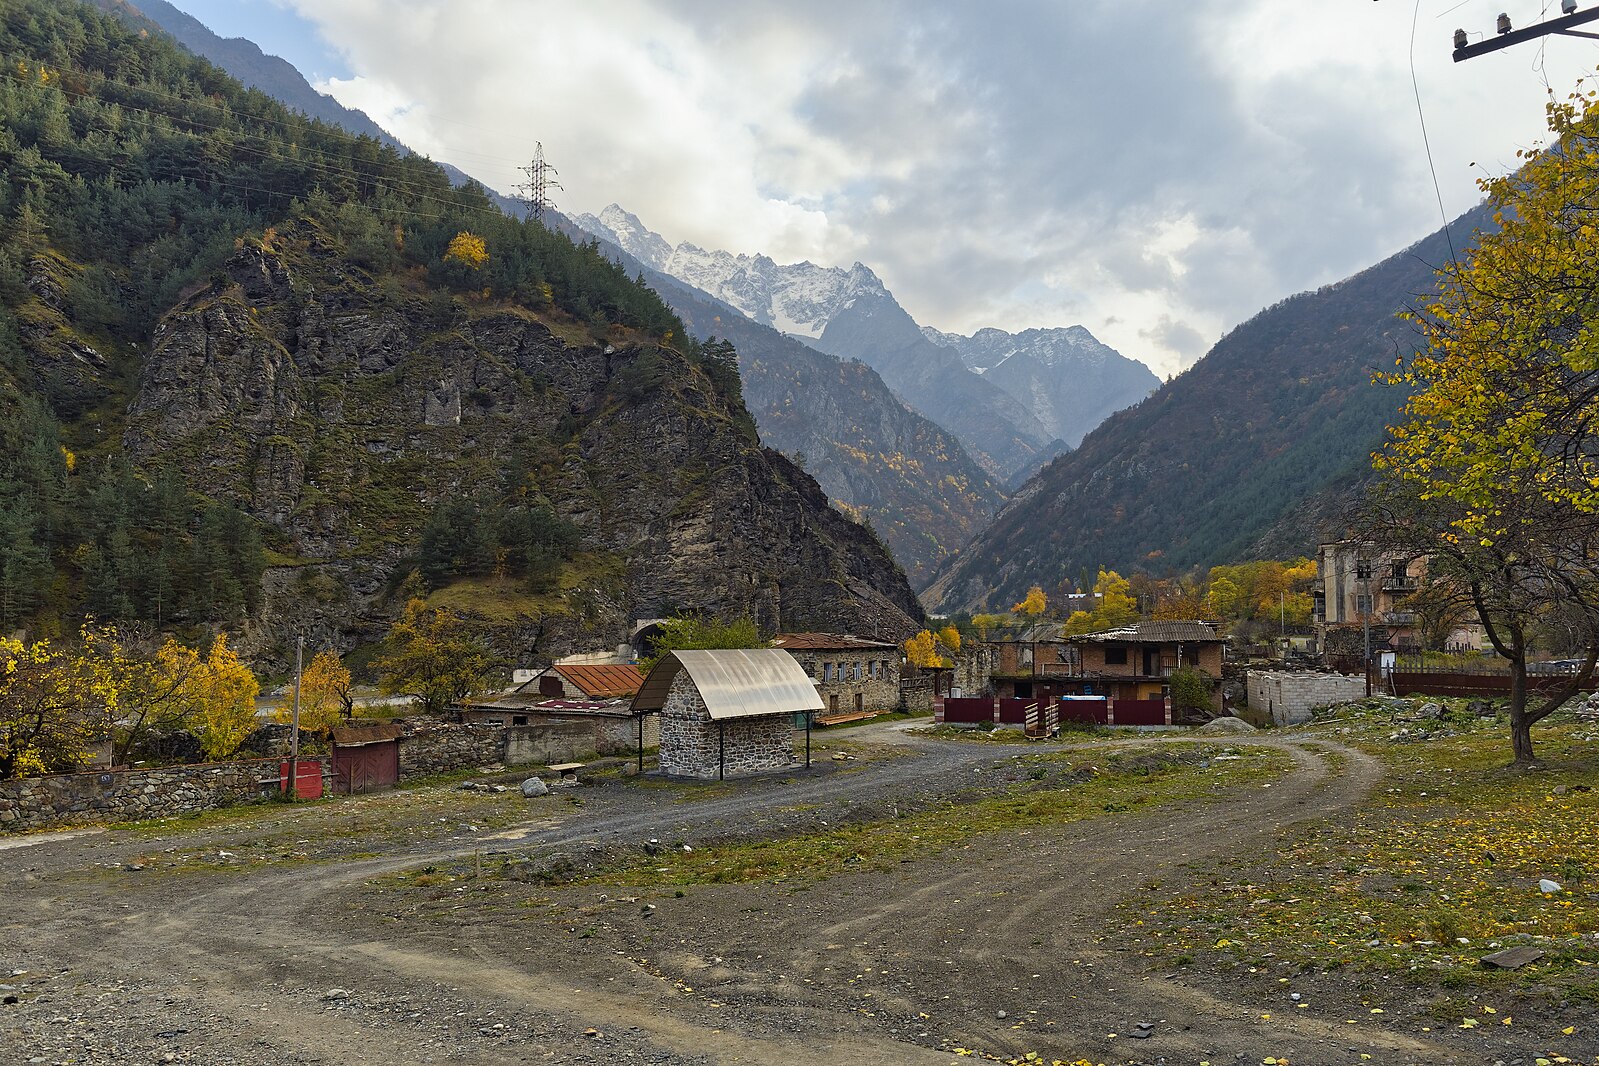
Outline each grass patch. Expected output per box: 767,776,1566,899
565,746,1289,889
1127,717,1599,996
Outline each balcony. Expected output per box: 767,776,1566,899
1382,576,1419,593
1383,611,1417,626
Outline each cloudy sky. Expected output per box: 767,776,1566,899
171,0,1599,376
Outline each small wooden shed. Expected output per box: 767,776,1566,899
631,649,824,780
331,722,402,794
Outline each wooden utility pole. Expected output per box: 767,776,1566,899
287,634,303,799
1452,5,1599,62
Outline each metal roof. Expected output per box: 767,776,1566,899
631,649,825,720
1075,621,1221,644
771,632,898,651
553,663,644,698
330,723,402,747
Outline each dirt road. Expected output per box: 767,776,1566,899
0,727,1559,1065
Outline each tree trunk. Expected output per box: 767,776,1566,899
1508,662,1537,764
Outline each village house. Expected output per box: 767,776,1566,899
770,632,900,720
453,661,654,763
631,649,823,779
1314,540,1486,658
987,620,1224,709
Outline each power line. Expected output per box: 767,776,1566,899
513,142,562,224
1452,4,1599,61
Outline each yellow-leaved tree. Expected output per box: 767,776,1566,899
377,599,499,715
904,630,946,669
443,231,488,268
1368,80,1599,763
936,625,962,656
1011,586,1047,618
156,634,260,761
275,650,353,735
0,625,126,779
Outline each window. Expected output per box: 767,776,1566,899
1104,646,1128,666
512,715,528,726
1355,559,1373,580
868,661,878,680
1021,645,1034,666
1355,593,1374,615
854,662,863,681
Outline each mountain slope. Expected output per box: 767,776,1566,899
0,0,924,656
925,205,1494,612
578,205,1068,485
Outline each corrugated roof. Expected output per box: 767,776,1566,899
631,649,825,720
554,663,645,698
1076,621,1221,644
771,632,898,651
331,722,402,747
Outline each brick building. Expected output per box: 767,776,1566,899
988,620,1224,710
771,632,900,719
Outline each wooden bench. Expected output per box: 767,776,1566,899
547,762,585,784
815,711,878,727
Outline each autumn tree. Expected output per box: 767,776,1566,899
276,650,352,735
0,625,124,778
443,231,488,268
937,625,962,656
152,634,260,760
1012,586,1047,618
377,599,499,715
904,630,946,669
1369,82,1599,763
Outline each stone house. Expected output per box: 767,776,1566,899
631,649,823,780
770,632,900,719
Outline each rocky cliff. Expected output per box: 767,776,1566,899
121,224,926,658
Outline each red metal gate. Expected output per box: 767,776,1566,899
333,740,399,794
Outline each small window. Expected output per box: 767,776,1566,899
1355,559,1373,580
1104,646,1128,666
512,715,528,726
853,662,863,681
1355,593,1374,615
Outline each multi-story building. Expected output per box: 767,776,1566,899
986,620,1224,708
1314,540,1485,655
771,632,901,718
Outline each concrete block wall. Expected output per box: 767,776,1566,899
1247,671,1367,725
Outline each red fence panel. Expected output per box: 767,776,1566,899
1059,697,1108,724
997,698,1032,725
278,758,323,798
1113,699,1167,726
943,697,996,724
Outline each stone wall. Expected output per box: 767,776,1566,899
0,760,282,833
1247,670,1368,725
899,675,936,714
782,647,900,715
658,671,796,779
397,719,509,777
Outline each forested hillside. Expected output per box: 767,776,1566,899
0,0,923,658
925,204,1494,613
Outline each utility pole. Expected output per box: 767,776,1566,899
287,634,303,799
1452,4,1599,62
514,142,563,225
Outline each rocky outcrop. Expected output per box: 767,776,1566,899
124,223,924,660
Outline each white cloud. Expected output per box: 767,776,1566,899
268,0,1599,375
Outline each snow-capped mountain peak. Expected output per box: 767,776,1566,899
572,204,886,339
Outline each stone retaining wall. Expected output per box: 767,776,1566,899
0,760,281,833
397,719,509,777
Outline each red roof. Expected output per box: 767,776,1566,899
553,663,645,698
771,632,898,651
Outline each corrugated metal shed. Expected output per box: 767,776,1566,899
632,649,825,720
1076,621,1220,644
554,663,645,698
